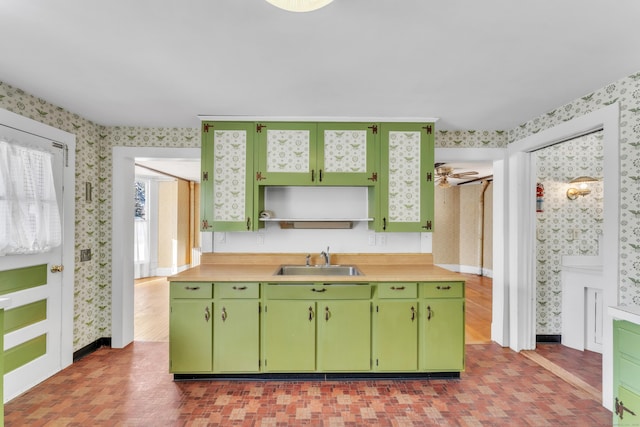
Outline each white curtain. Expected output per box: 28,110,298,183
0,139,61,255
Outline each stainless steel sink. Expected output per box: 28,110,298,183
274,265,362,276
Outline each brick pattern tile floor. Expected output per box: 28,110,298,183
4,342,611,426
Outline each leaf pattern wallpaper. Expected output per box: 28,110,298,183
212,130,247,222
534,132,604,334
0,68,639,348
266,129,310,173
323,130,367,172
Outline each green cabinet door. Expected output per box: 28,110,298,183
169,300,212,373
256,122,317,185
263,300,316,372
200,122,214,231
317,123,378,186
374,301,418,371
422,299,465,371
213,300,260,372
317,300,371,371
202,121,257,231
375,122,434,232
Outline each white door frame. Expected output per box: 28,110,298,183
507,103,620,410
434,147,509,346
0,108,75,401
111,146,200,349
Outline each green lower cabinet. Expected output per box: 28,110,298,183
213,300,260,372
422,299,465,371
263,300,316,372
169,300,212,373
615,386,640,426
317,300,371,371
374,301,418,371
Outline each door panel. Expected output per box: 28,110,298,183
0,122,65,402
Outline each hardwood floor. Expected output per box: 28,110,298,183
134,276,169,342
460,272,492,344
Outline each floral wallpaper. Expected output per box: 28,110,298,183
212,130,248,222
266,129,310,172
1,68,638,349
511,71,640,335
388,131,422,222
323,130,367,172
534,132,604,334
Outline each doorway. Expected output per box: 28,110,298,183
507,103,619,409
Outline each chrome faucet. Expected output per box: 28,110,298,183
320,246,330,266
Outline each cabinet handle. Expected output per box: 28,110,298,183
319,169,323,182
204,306,210,322
383,217,387,231
390,286,405,291
232,286,247,291
427,305,432,321
311,288,326,293
615,397,637,420
221,307,227,322
411,306,416,322
436,285,451,290
246,217,251,230
311,169,315,182
186,286,200,291
325,306,330,321
308,306,314,321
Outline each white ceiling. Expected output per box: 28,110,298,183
1,0,640,131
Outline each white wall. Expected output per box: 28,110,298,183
205,186,433,254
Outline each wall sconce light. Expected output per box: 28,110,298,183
566,176,599,200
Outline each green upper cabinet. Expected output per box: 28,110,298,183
255,122,378,186
256,122,317,185
316,123,378,186
374,122,435,232
201,121,258,231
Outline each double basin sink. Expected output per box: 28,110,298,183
274,264,362,277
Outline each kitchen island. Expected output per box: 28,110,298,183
168,253,465,379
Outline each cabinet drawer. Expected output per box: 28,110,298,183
215,282,259,299
171,282,213,299
377,283,417,299
421,282,464,298
266,283,371,300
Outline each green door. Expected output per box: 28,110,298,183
378,122,434,232
422,299,465,371
374,301,418,371
317,300,371,371
202,121,256,231
213,300,260,372
256,122,317,185
263,300,316,372
169,300,212,373
317,123,378,186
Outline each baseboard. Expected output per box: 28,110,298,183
536,334,562,343
73,337,112,362
174,372,461,381
435,264,493,278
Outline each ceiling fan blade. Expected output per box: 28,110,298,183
450,171,479,178
457,175,493,185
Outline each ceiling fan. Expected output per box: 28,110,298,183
434,163,479,188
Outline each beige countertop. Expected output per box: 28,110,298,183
168,253,463,283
